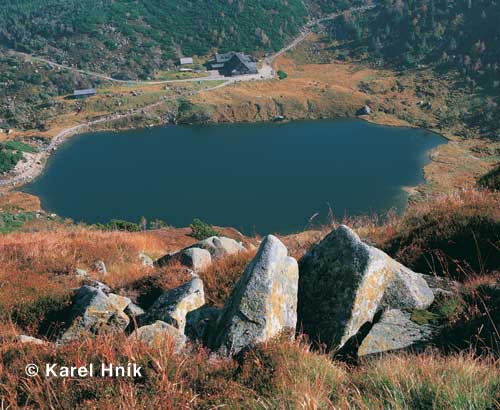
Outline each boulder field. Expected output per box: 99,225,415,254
48,228,449,357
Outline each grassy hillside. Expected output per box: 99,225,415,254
0,188,498,408
326,0,500,137
0,0,307,80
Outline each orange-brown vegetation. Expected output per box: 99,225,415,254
0,192,41,212
0,334,498,409
0,188,498,408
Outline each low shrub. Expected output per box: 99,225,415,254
379,189,500,278
478,164,500,191
277,70,288,80
189,218,220,240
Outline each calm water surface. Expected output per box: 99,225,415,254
25,120,445,234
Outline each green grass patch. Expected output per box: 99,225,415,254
0,212,36,233
0,150,24,173
4,140,39,153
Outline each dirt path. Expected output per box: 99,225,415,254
0,81,230,189
0,5,375,190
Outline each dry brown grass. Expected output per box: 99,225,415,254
0,192,41,212
1,334,498,409
198,250,257,307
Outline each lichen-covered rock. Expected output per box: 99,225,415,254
141,277,205,333
181,248,212,272
125,302,145,319
155,236,244,268
210,235,298,355
82,280,111,293
358,309,434,356
59,285,131,343
381,264,434,310
190,236,245,259
131,321,186,351
298,225,404,350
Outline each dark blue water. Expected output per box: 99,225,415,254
24,120,444,234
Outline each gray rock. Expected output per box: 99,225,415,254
155,236,245,268
190,236,245,259
358,309,434,356
130,321,186,351
421,274,460,297
141,277,205,333
357,105,372,115
181,248,212,272
139,252,154,268
210,235,298,355
381,264,434,310
16,335,46,345
185,305,221,344
93,260,107,275
298,225,428,350
82,280,111,293
75,268,88,278
125,302,145,319
59,285,131,343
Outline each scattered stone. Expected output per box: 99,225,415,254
16,335,46,345
131,321,186,351
141,277,205,333
298,225,425,350
93,260,107,275
189,236,245,259
139,252,154,268
356,105,372,115
82,280,111,293
75,268,88,278
181,248,212,272
155,236,245,268
210,235,298,355
358,309,434,356
59,285,131,343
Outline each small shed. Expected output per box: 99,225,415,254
179,57,194,65
73,89,96,99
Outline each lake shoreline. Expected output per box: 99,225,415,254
0,110,449,196
22,120,444,234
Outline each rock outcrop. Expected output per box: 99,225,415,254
298,225,434,351
189,236,245,259
130,320,187,351
59,285,131,343
155,236,245,269
181,248,212,272
357,309,434,356
381,264,434,310
140,277,205,333
210,235,298,355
